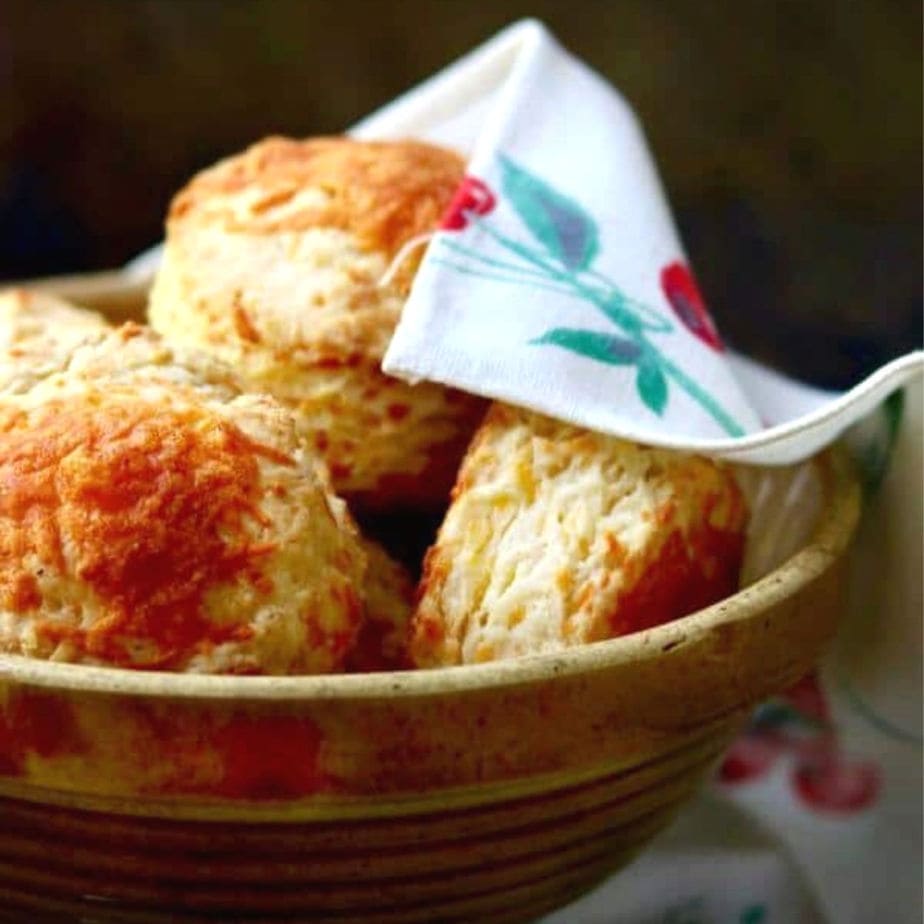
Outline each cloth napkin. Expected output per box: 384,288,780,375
353,19,922,464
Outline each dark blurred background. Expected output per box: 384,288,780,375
1,0,920,388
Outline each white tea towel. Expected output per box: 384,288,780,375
352,19,922,464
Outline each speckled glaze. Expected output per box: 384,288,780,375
0,276,861,923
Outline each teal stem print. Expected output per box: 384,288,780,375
436,155,744,437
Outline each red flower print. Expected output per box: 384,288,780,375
782,672,831,725
719,733,786,784
440,176,496,231
718,672,881,815
660,261,724,351
792,740,881,813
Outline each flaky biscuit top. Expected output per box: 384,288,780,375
0,372,367,674
0,288,110,390
3,321,245,400
412,405,748,666
168,136,466,270
149,136,485,509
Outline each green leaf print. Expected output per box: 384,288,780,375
532,328,641,364
438,152,746,437
636,355,668,415
499,155,600,271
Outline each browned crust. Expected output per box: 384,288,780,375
411,406,749,666
168,136,466,262
0,392,290,669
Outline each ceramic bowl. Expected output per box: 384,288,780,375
0,275,860,923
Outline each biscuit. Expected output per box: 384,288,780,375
0,288,109,391
149,136,486,511
411,405,748,666
2,321,244,401
0,367,368,675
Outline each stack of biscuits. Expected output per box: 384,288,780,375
0,138,747,675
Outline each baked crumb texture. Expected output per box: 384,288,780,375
0,287,110,391
149,136,487,511
0,317,392,674
412,404,748,666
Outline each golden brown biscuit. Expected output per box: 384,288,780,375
2,320,245,401
0,371,368,675
412,405,748,666
148,136,486,511
0,288,109,390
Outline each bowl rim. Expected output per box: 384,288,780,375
0,451,859,703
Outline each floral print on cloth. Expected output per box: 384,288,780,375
434,159,743,435
371,20,922,463
719,673,881,814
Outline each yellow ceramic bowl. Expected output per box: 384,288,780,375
0,276,861,923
